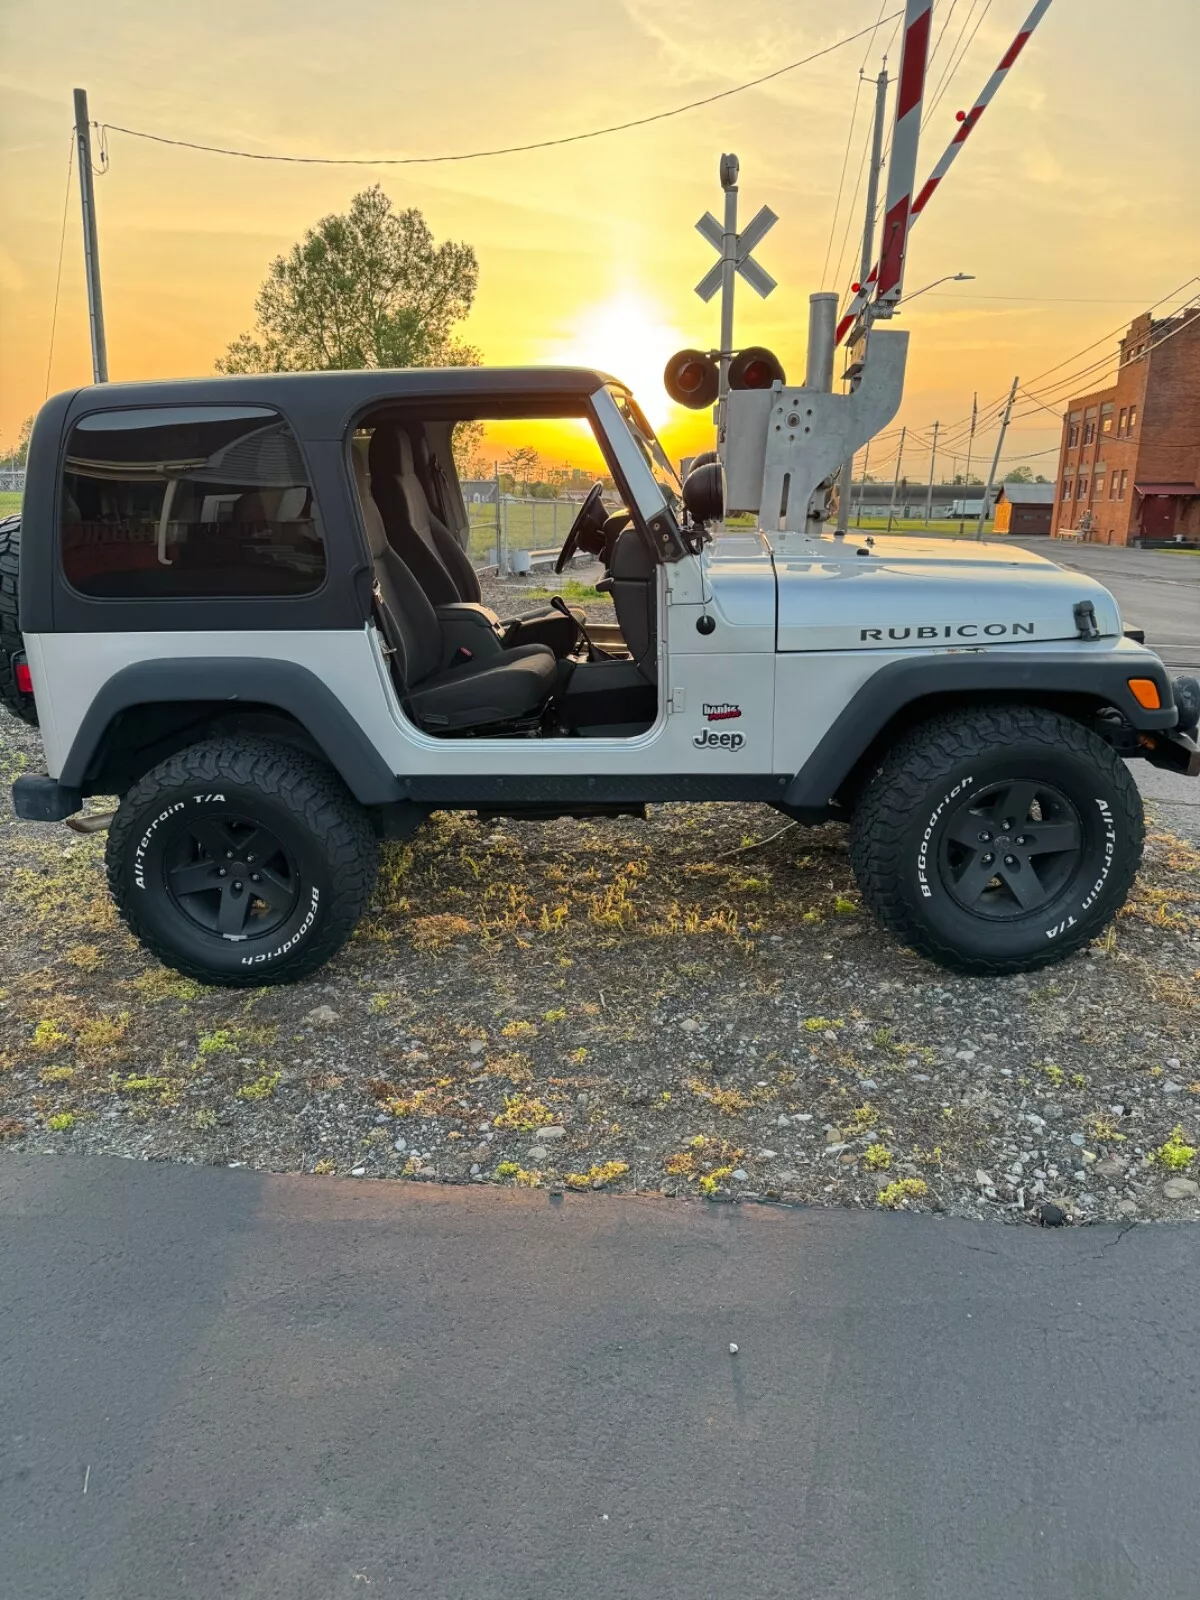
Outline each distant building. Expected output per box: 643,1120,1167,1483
460,478,498,504
994,481,1055,535
1051,306,1200,545
845,480,998,519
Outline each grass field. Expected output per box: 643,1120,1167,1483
467,499,578,562
845,516,997,536
0,492,22,516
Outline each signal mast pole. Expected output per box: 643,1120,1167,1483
835,63,889,535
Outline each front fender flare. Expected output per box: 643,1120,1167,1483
783,649,1177,811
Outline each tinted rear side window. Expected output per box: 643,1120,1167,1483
62,405,325,599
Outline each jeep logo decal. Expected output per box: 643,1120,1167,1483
694,728,745,751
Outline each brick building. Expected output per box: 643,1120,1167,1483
1051,306,1200,545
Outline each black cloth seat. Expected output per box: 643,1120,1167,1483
406,642,557,730
352,445,555,732
368,426,582,658
606,526,658,683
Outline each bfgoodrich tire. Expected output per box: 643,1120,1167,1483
107,738,378,987
849,705,1144,975
0,515,37,727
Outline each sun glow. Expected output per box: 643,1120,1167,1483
549,290,685,431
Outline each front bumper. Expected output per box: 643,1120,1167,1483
12,776,83,822
1143,729,1200,778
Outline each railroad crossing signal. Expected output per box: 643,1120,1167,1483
694,204,778,302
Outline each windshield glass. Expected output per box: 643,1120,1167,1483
607,386,681,510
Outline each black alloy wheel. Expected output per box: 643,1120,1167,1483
938,778,1082,920
163,814,301,939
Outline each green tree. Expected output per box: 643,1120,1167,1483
217,186,479,374
503,447,540,494
4,416,32,471
1004,465,1036,483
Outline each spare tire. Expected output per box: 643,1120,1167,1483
0,514,37,727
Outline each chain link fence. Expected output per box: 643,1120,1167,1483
468,496,596,574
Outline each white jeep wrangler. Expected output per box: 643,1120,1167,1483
3,355,1197,987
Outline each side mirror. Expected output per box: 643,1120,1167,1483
729,346,786,391
682,461,725,526
664,349,720,409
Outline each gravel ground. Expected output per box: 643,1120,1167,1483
2,621,1198,1227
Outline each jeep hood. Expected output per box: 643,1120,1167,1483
763,531,1122,652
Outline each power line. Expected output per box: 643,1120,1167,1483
831,83,880,294
823,0,891,287
923,0,976,127
920,291,1169,303
44,133,74,401
821,69,866,288
99,14,903,168
920,277,1200,448
1009,296,1200,421
925,0,993,126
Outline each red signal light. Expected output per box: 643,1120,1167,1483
664,348,720,409
729,346,786,392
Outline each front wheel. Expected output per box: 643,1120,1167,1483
107,738,379,987
849,705,1145,974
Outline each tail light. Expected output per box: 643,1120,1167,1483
14,658,33,696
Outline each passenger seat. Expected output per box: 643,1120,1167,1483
351,446,556,732
368,426,583,658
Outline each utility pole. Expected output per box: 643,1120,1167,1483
73,88,108,384
958,392,978,536
836,63,889,535
886,427,906,534
977,375,1019,540
924,420,939,526
856,439,871,527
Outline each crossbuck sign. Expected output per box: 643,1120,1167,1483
694,204,778,302
693,155,778,434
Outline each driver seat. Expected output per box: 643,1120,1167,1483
368,425,583,659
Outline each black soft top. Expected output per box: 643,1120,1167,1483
20,365,623,636
48,366,619,434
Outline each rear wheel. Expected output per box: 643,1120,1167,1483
849,705,1144,974
0,515,37,727
107,738,378,986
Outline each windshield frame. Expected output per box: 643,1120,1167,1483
605,385,681,509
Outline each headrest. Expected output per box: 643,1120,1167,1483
351,438,388,559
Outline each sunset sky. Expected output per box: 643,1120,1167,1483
1,0,1197,482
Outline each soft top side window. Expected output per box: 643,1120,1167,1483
62,405,325,600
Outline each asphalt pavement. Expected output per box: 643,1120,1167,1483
1011,539,1200,841
3,1156,1199,1600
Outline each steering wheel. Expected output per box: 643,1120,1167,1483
555,481,606,573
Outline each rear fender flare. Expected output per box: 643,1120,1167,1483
58,658,402,806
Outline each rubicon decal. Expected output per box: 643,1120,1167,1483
703,702,742,722
861,621,1036,643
